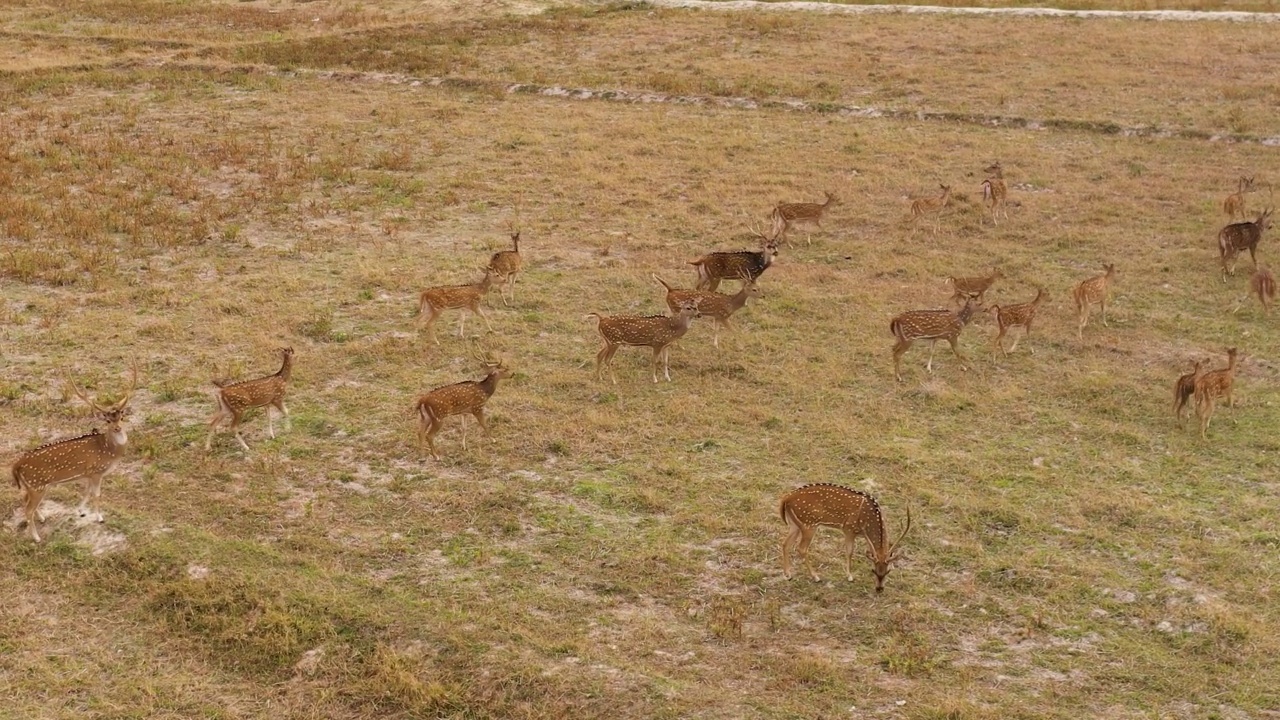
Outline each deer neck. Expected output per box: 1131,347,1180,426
477,272,494,293
730,285,753,309
478,371,503,397
957,303,978,324
277,354,293,382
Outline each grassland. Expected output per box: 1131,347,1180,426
1,1,1279,718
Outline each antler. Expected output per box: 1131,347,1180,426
888,505,912,561
113,360,139,412
64,361,138,415
747,219,777,245
469,336,502,368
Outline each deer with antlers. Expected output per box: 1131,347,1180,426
770,191,838,246
1073,263,1116,339
1223,176,1256,222
205,347,294,452
1195,347,1242,439
889,297,982,382
779,484,910,592
1172,358,1206,429
416,266,499,343
488,229,523,307
653,272,760,348
586,300,701,384
987,287,1045,356
981,162,1009,225
1250,266,1276,314
689,224,779,292
947,268,1004,307
11,364,138,542
414,343,513,460
910,184,951,235
1219,209,1274,281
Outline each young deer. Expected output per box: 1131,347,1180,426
417,266,499,343
414,346,513,460
1218,209,1273,281
11,364,137,542
889,297,982,382
1251,266,1276,314
910,184,951,235
1223,176,1255,221
205,347,294,452
689,225,779,292
586,300,701,384
770,191,838,246
1172,358,1205,429
981,162,1009,224
1195,347,1242,439
653,272,760,348
779,484,910,592
987,287,1046,356
947,268,1004,307
488,230,523,307
1073,263,1116,339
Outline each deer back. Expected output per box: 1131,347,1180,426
12,428,127,490
1074,265,1114,305
594,312,694,347
780,484,885,542
1196,349,1240,401
489,233,523,276
891,299,977,341
417,380,490,420
694,249,773,283
218,375,286,411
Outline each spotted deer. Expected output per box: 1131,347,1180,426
689,225,779,292
987,287,1045,356
586,300,701,383
889,297,982,382
417,266,500,343
1195,347,1242,439
947,268,1004,307
779,484,910,592
1251,266,1276,314
1223,176,1255,221
414,344,513,460
488,230,523,307
1172,358,1205,429
1218,209,1273,281
910,184,951,235
770,191,838,246
1073,263,1116,339
981,162,1009,224
653,272,760,348
11,364,137,542
205,347,293,452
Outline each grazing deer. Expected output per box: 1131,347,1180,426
689,225,779,292
205,347,294,452
416,266,499,343
910,184,951,235
779,484,910,592
1251,266,1276,314
11,364,137,542
981,162,1009,224
770,191,838,246
889,297,982,382
947,268,1004,307
653,272,760,348
987,287,1046,356
488,230,523,307
1195,347,1242,439
1073,263,1116,339
1172,358,1205,429
1218,209,1273,281
414,345,513,461
586,300,701,384
1223,176,1255,221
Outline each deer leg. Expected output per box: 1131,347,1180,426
79,475,104,523
926,340,938,373
1077,304,1090,340
781,524,801,580
1100,298,1109,327
597,344,619,385
842,529,857,582
457,309,467,337
993,326,1008,357
472,408,491,440
797,526,820,582
229,411,250,451
948,336,969,372
204,409,227,451
424,309,442,345
1249,246,1258,270
275,400,292,433
24,486,46,542
425,417,443,460
475,304,493,332
892,339,912,383
267,405,276,439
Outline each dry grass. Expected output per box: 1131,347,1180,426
2,2,1279,719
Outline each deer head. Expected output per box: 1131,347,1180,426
65,362,138,440
863,505,911,593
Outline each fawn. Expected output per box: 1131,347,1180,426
414,345,513,460
689,225,779,292
779,484,910,592
1251,266,1276,314
11,365,137,542
947,268,1004,307
1219,209,1273,281
770,191,838,246
488,230,523,307
1223,176,1255,222
1195,347,1242,439
586,300,701,383
889,297,982,382
1172,358,1205,429
1073,263,1116,339
981,162,1009,224
653,272,760,348
910,184,951,235
205,347,293,452
417,266,500,344
987,287,1045,356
